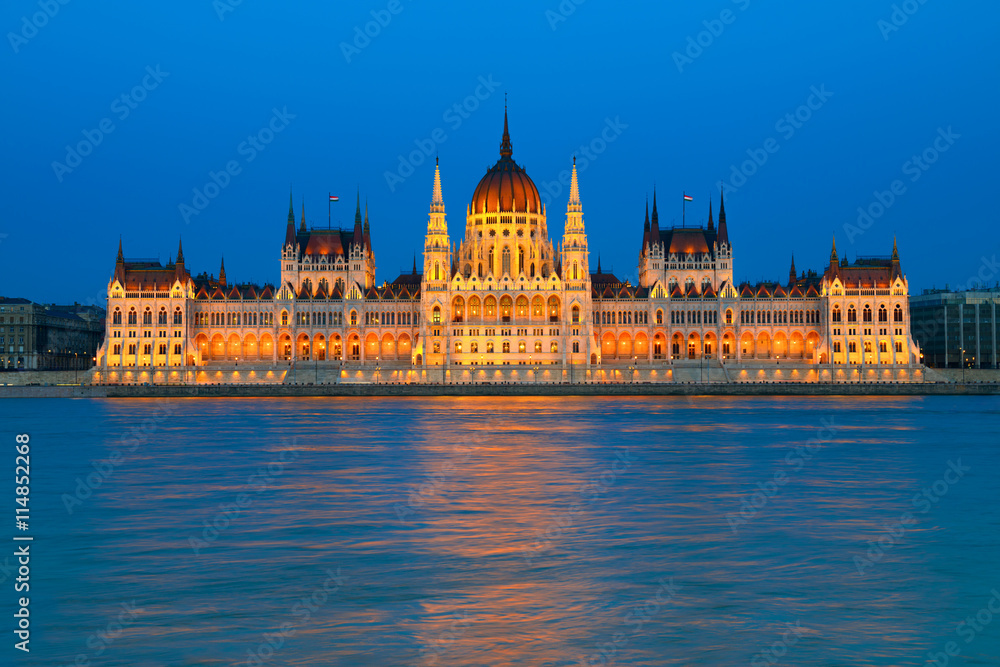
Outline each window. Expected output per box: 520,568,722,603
535,341,542,353
550,341,558,353
173,344,181,355
848,342,857,353
158,309,167,325
895,341,903,353
834,342,841,353
863,306,872,323
128,309,137,325
455,341,462,354
572,341,580,353
486,341,494,353
656,310,663,325
113,309,122,325
282,311,289,326
832,307,841,323
880,341,888,353
433,307,441,324
502,341,510,354
726,309,732,325
847,306,857,323
470,341,478,353
894,305,903,322
143,309,152,325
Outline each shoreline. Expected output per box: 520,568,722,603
2,382,998,399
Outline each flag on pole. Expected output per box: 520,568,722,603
329,195,340,202
683,194,694,202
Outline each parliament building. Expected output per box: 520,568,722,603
94,111,922,384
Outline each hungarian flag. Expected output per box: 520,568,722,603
329,195,339,202
683,194,694,202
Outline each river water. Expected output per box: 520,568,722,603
3,396,999,666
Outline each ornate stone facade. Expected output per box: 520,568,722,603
95,111,921,382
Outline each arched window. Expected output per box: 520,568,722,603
572,305,580,324
432,306,441,324
847,306,857,322
878,305,888,322
572,262,578,280
502,341,510,354
502,247,511,275
863,305,872,322
173,308,183,325
832,306,841,323
894,304,903,322
158,308,167,325
550,341,559,353
535,341,543,353
142,309,152,325
434,263,440,281
113,308,122,325
726,309,733,325
656,310,663,325
281,311,289,326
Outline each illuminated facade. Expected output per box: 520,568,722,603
95,111,921,381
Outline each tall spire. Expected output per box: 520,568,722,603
644,198,650,232
567,156,582,212
597,254,602,274
300,198,306,232
830,234,839,265
288,187,295,224
363,200,371,250
649,188,660,246
651,188,659,226
499,101,513,159
219,256,226,287
176,238,184,265
116,237,124,263
717,187,729,246
707,199,714,231
789,254,797,284
353,188,363,244
891,236,899,261
431,156,445,211
412,254,418,275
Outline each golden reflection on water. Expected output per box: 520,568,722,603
26,395,999,665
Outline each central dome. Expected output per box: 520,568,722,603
470,111,542,215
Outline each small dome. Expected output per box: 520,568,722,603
469,110,542,215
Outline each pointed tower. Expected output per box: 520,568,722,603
363,200,371,250
353,189,363,246
789,255,797,285
175,237,185,278
116,237,124,264
561,157,589,286
707,199,714,231
890,236,901,280
597,254,602,275
219,256,227,287
650,188,660,241
717,188,729,247
424,157,451,287
285,188,297,247
300,199,306,232
829,234,839,271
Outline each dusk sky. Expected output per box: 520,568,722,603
3,0,998,304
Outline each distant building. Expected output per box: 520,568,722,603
0,297,105,370
910,288,1000,369
95,110,921,381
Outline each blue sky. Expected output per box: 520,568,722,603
2,0,998,304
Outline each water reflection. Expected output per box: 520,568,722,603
8,395,999,665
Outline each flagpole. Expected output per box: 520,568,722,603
328,193,331,229
682,191,686,228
